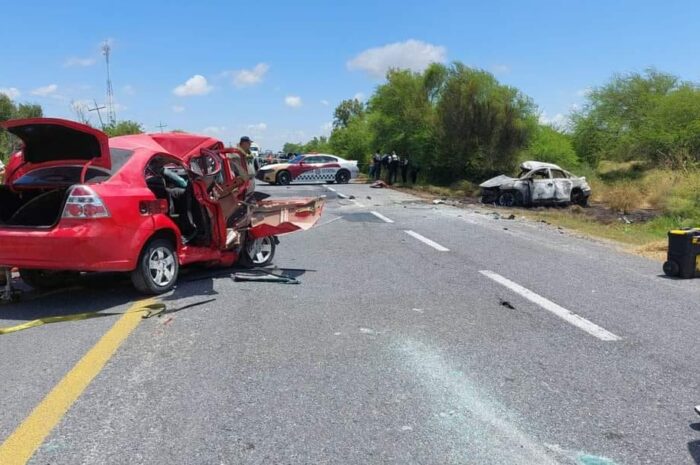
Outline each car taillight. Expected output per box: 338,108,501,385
139,199,169,215
62,185,111,219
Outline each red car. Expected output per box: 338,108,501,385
0,118,324,294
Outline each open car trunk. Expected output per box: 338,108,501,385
0,186,68,228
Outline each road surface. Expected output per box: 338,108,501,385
1,182,699,465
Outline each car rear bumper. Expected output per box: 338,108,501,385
0,221,151,272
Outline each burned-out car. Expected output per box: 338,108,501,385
480,161,591,207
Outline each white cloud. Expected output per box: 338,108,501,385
230,63,269,88
539,111,568,129
173,75,213,96
285,95,302,107
202,126,225,134
320,99,329,106
491,64,511,75
353,92,365,102
347,39,447,78
64,57,96,68
320,121,333,135
0,87,20,99
172,105,185,113
247,122,267,132
31,84,58,96
122,85,135,95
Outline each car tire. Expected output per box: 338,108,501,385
19,269,78,290
571,189,588,207
335,169,351,184
276,171,292,185
239,235,277,268
663,260,679,277
497,190,520,207
131,238,179,294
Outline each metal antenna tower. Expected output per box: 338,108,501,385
101,41,116,125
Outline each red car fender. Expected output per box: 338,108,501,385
124,215,182,270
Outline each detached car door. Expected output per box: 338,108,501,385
529,169,555,202
550,168,573,202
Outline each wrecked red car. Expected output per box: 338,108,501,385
0,118,324,294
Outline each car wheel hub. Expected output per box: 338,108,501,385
247,237,272,264
148,247,176,286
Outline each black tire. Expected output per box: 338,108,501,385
239,235,277,268
131,238,179,294
276,171,292,185
571,189,589,207
19,269,78,290
335,169,351,184
663,260,679,277
497,190,520,207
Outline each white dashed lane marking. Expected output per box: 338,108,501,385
479,270,621,342
404,230,449,252
370,211,394,223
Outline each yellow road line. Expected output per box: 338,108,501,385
0,298,155,465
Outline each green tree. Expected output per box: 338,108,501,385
330,116,372,163
103,120,144,137
368,68,437,171
434,64,536,183
333,99,365,129
0,94,44,162
521,125,580,169
571,68,682,166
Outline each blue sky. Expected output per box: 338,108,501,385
1,0,698,150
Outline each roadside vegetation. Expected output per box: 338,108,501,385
284,65,700,249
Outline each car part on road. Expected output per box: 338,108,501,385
233,267,300,284
663,228,700,279
131,238,179,294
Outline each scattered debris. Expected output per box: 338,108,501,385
366,196,372,200
348,195,356,199
432,199,446,205
505,214,515,220
401,425,414,431
503,227,509,230
620,215,632,224
499,299,515,309
411,308,424,313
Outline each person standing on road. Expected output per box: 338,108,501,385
400,154,409,184
409,158,420,184
237,136,258,173
372,151,382,181
388,151,399,185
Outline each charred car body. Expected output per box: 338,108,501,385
0,118,324,294
480,161,591,207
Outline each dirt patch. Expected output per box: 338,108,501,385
394,185,661,225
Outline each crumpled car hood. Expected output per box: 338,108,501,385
479,175,517,188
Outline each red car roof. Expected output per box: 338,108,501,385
110,132,222,159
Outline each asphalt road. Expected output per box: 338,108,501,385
1,181,700,465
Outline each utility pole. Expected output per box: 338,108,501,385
156,122,168,133
88,100,106,129
102,41,116,125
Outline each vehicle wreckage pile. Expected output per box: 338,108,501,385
0,118,324,296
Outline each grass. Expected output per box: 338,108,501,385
399,162,700,261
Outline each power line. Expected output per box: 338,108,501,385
87,100,106,129
156,121,168,133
